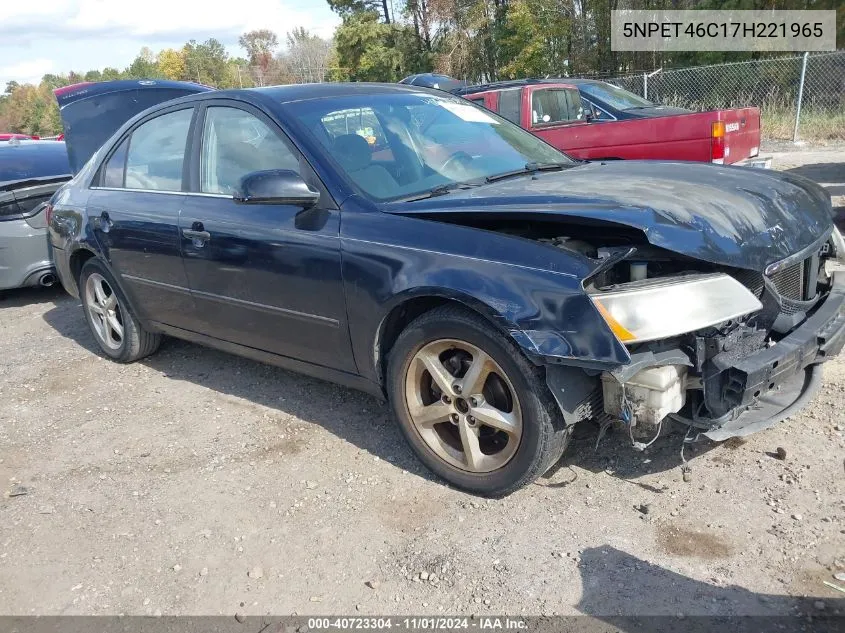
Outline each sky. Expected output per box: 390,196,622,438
0,0,341,87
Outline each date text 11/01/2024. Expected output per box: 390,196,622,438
622,21,825,40
307,618,528,630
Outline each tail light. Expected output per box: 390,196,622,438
711,121,725,164
45,203,54,227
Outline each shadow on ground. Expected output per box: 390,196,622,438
540,420,722,493
784,162,845,229
784,162,845,198
38,299,720,490
0,285,66,308
568,545,844,632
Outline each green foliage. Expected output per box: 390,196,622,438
333,12,417,81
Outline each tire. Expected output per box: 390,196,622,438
387,304,571,496
79,258,161,363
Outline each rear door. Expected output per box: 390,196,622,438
179,102,355,372
87,105,197,328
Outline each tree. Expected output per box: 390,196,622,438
327,0,392,23
157,48,187,80
183,38,230,85
127,47,162,79
283,28,334,83
333,12,417,81
239,29,280,74
101,67,123,81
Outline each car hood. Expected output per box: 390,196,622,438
54,80,213,174
385,160,833,272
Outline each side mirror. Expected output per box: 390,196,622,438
233,170,320,207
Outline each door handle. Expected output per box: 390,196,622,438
182,221,211,245
182,229,211,241
99,211,113,232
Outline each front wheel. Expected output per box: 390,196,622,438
79,259,161,363
387,305,571,496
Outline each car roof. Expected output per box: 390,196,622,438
0,140,71,187
456,77,604,95
245,82,447,103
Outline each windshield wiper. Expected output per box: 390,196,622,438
485,161,571,184
395,182,479,202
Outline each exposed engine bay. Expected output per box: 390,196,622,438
468,216,845,443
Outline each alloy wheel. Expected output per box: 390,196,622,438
404,338,523,473
84,273,124,351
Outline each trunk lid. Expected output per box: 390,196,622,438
384,160,833,273
714,107,761,164
54,79,213,174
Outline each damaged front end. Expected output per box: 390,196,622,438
583,228,845,442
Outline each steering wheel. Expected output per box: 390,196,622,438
436,151,474,176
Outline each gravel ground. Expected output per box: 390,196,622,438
1,146,844,620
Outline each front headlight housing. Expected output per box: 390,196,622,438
590,273,763,344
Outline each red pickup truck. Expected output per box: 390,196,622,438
454,79,764,166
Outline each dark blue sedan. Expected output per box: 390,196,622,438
48,80,845,495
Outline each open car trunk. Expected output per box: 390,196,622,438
54,79,213,174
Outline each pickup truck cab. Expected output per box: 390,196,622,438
455,79,763,166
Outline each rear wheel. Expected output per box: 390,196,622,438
387,305,571,496
79,259,161,363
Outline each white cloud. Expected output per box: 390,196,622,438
0,59,56,85
0,0,340,85
2,0,339,41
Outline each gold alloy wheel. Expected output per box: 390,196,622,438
404,339,523,473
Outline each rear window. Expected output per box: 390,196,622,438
124,108,193,192
496,89,521,124
530,88,584,126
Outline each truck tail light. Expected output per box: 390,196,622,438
711,121,725,164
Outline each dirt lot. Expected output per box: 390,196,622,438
1,145,844,620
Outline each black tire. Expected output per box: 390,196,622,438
79,258,161,363
387,304,571,496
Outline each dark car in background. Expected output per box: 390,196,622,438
399,73,467,92
47,80,844,495
0,139,71,290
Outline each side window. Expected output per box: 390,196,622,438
125,109,193,191
583,99,613,121
200,107,301,195
101,138,129,188
496,89,521,124
530,89,583,126
468,96,486,106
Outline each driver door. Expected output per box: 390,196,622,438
179,102,356,373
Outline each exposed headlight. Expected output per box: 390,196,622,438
590,273,763,343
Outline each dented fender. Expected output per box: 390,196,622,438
339,201,630,385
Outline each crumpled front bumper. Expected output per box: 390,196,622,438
701,270,845,440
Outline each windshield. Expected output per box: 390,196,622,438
286,92,574,202
579,83,654,110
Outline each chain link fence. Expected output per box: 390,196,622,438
606,51,845,143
